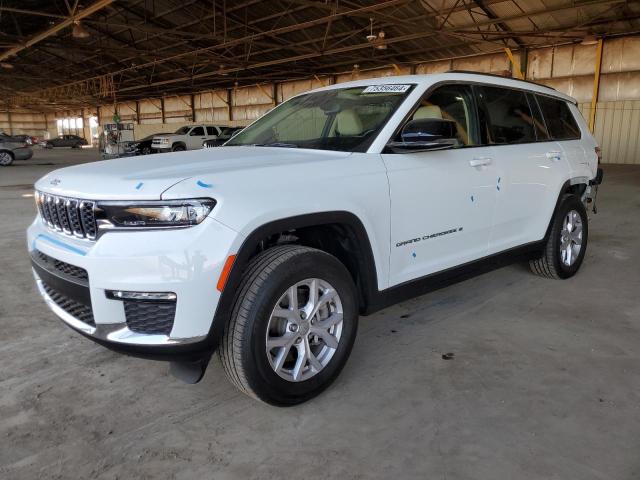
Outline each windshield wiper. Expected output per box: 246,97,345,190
251,142,299,148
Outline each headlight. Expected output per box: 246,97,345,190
95,198,216,230
160,138,169,144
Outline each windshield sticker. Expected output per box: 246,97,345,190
362,84,411,94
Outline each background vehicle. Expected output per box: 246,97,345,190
152,125,224,152
11,134,38,145
126,133,166,155
28,73,602,405
0,134,33,166
203,127,244,148
44,134,88,149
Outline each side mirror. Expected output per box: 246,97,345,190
387,118,458,152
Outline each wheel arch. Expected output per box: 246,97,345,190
208,211,379,350
544,177,589,241
172,141,187,150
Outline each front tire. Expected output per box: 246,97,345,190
219,245,358,406
172,144,186,152
530,194,588,279
0,151,14,166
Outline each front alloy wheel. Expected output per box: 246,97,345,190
220,245,358,406
0,151,13,166
266,278,344,382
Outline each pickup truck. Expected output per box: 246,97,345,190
152,125,224,152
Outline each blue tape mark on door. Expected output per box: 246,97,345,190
33,234,88,256
135,182,144,190
197,180,213,188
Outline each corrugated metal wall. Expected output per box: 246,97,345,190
3,35,640,164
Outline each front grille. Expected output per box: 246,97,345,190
42,281,95,327
36,191,97,240
124,301,176,335
34,250,88,282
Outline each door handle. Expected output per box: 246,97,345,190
546,151,562,161
469,157,492,167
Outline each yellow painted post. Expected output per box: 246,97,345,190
589,38,604,133
504,47,524,80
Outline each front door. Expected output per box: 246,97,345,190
188,126,206,149
382,84,497,287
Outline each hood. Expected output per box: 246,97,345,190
34,147,351,200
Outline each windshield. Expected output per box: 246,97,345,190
174,126,191,135
226,84,414,152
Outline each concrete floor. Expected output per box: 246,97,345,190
1,148,639,480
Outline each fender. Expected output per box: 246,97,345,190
207,211,380,347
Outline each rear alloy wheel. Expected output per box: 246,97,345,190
220,245,358,406
530,194,588,279
0,151,14,166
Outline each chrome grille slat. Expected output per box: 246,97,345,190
36,191,97,241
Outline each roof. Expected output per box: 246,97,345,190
312,72,576,103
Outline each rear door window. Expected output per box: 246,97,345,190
206,126,218,135
526,93,550,141
535,95,581,140
477,86,536,145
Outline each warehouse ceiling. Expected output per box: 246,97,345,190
0,0,639,108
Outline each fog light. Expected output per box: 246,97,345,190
106,290,176,302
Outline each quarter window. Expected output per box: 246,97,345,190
477,86,536,144
536,95,581,140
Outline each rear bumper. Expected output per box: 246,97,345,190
590,167,604,185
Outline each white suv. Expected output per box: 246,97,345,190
152,125,224,152
28,73,603,405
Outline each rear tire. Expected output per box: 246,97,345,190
530,194,588,279
219,245,358,406
0,151,13,166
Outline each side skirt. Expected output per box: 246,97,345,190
363,240,545,315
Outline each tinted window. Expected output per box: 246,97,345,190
526,93,550,140
536,95,581,140
398,84,477,147
478,86,536,144
190,126,204,136
206,126,218,135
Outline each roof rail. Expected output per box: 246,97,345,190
446,70,557,91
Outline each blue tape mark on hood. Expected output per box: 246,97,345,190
33,234,88,256
196,180,213,188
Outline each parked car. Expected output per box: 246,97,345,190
126,133,166,155
11,134,38,145
28,72,603,405
0,134,33,166
152,125,225,152
202,127,244,148
43,134,88,149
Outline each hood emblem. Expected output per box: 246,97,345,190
50,178,61,186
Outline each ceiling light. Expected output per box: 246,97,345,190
580,35,599,46
0,62,14,69
72,21,90,39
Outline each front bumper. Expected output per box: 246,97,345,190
27,215,242,360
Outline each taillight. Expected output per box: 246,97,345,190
595,146,602,164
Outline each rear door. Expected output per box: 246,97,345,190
476,86,571,255
536,95,585,178
382,83,498,286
